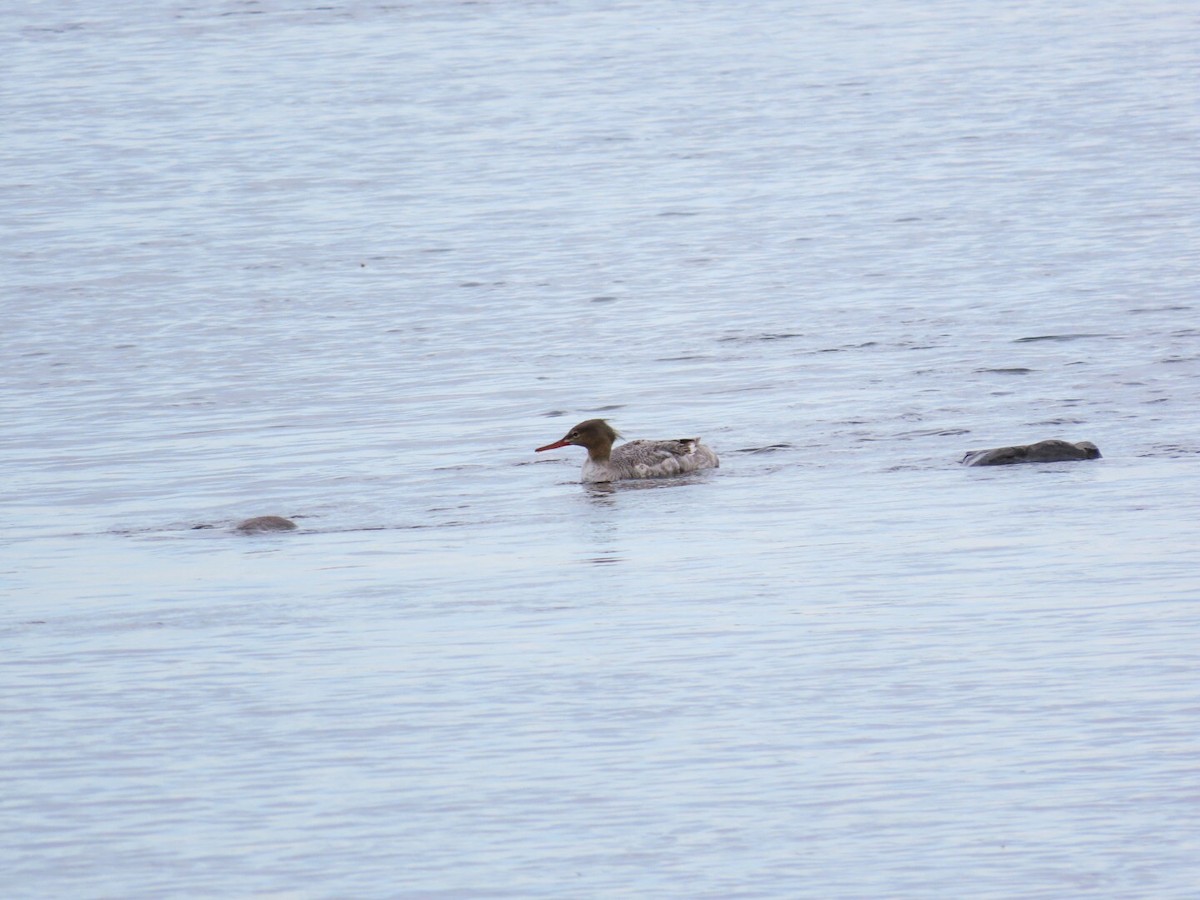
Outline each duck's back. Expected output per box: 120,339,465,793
962,439,1101,466
584,438,719,482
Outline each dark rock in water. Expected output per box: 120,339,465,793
962,440,1101,467
235,516,298,534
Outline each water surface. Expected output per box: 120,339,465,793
4,1,1199,897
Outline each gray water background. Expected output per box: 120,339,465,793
4,1,1199,897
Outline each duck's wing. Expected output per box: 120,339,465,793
962,445,1029,466
616,439,718,477
1026,440,1101,462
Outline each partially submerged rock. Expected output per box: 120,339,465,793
235,516,298,534
962,440,1101,467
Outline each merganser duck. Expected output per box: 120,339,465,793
536,419,719,483
235,515,298,533
962,439,1101,467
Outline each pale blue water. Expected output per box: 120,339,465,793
4,1,1199,897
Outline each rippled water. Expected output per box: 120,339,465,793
4,1,1199,897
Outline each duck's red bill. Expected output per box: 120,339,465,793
535,439,570,452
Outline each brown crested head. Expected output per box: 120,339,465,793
535,419,621,459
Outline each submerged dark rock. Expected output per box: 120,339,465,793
962,440,1101,467
235,516,298,534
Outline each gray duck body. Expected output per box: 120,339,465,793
962,440,1101,467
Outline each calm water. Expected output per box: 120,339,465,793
4,1,1199,897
